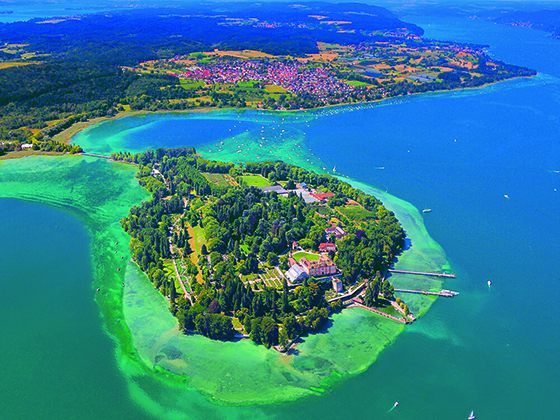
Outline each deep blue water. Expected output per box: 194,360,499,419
280,14,560,418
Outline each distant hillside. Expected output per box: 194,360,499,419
492,10,560,38
0,2,422,61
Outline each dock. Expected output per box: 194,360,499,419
389,269,456,279
394,288,459,298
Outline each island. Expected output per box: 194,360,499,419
112,148,408,350
0,2,535,159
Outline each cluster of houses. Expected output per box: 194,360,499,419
174,58,356,105
261,181,336,205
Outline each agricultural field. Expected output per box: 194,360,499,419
335,204,376,221
239,174,273,187
0,61,40,70
179,78,206,90
202,172,232,188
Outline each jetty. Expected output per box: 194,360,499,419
80,152,139,165
81,152,113,160
394,288,459,298
350,302,410,324
389,269,456,279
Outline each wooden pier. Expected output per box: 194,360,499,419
394,288,459,298
389,269,456,279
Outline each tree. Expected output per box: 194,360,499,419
201,244,208,255
278,327,290,351
260,316,279,348
169,279,177,300
266,251,279,266
364,277,381,307
282,313,300,339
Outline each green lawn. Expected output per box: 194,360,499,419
343,79,371,87
292,251,320,262
240,174,273,188
240,243,250,255
335,204,375,221
190,224,207,255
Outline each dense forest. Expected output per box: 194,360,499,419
114,148,406,349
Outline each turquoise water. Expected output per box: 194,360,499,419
3,6,560,419
74,12,560,418
0,199,144,419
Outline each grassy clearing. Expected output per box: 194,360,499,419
335,204,375,221
293,251,320,262
202,172,231,188
264,84,287,93
179,78,206,90
239,174,273,187
187,223,206,284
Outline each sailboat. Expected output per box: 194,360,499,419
332,165,337,173
468,410,476,420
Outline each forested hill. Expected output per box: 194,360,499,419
113,148,406,348
0,3,421,61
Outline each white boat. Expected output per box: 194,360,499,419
332,166,337,173
422,208,432,213
487,280,492,287
504,194,510,199
468,410,476,420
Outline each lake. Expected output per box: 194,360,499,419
2,5,560,419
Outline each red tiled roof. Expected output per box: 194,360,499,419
311,191,334,201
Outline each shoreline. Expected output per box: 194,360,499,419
56,73,535,147
0,82,455,410
0,132,451,411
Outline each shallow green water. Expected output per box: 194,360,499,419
0,149,438,417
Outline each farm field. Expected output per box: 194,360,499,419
202,172,232,188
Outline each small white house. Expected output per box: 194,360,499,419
21,143,33,150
